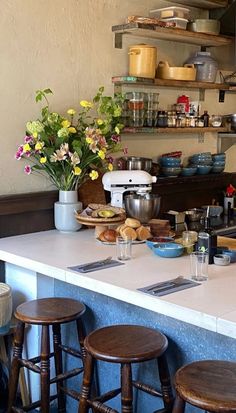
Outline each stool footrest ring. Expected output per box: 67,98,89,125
59,343,83,359
88,399,119,413
20,359,41,374
50,367,84,384
133,380,162,397
93,387,121,404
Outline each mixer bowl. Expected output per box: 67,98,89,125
124,193,161,223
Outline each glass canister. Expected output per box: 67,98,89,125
185,52,218,83
157,111,168,127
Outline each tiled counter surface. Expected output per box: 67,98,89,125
0,229,236,338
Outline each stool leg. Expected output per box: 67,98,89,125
7,321,25,413
121,363,133,413
53,324,66,413
76,318,86,362
157,354,174,413
172,393,185,413
79,352,94,413
40,325,50,413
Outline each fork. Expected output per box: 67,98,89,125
81,256,113,271
146,276,185,292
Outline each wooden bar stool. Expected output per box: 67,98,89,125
79,324,174,413
7,297,86,413
172,360,236,413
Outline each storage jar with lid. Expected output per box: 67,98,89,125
185,52,218,83
128,44,157,79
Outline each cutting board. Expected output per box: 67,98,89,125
217,236,236,250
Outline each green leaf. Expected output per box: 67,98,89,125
43,88,53,95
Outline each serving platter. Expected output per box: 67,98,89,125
96,239,145,245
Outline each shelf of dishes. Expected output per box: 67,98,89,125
123,126,227,134
112,22,232,49
112,77,229,90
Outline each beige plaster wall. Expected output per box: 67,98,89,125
1,0,236,195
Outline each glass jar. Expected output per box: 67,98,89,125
157,111,168,128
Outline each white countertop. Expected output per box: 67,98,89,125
0,229,236,338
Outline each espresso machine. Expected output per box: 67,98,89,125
102,170,157,208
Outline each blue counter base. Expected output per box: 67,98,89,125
53,280,236,413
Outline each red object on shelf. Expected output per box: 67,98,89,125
177,95,190,113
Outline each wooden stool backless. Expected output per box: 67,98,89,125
7,297,86,413
79,324,174,413
173,360,236,413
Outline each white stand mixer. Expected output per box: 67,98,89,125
102,170,157,208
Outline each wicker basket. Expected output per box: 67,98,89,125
0,283,12,333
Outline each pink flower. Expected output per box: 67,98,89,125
15,145,24,160
24,165,32,175
107,156,114,164
24,135,33,143
25,151,31,157
111,134,121,143
123,146,128,155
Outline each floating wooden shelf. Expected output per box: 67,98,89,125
112,23,233,49
123,127,228,134
112,77,229,91
171,0,228,9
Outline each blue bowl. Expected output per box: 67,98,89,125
146,237,174,249
190,159,213,166
152,242,184,258
212,160,225,166
181,167,197,176
161,158,181,167
212,153,226,162
196,165,212,175
191,152,211,158
220,249,236,263
162,167,181,177
211,166,225,174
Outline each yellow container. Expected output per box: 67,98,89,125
128,44,157,79
156,61,196,81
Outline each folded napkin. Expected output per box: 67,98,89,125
68,259,124,273
138,277,200,297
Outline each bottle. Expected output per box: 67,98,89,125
224,184,235,215
197,216,217,265
201,110,209,127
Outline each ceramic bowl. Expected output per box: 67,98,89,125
220,249,236,263
213,254,230,266
196,165,212,175
146,236,173,249
190,158,213,166
162,167,182,177
212,153,226,162
161,157,181,167
181,167,197,176
212,161,225,166
152,242,184,258
211,165,225,174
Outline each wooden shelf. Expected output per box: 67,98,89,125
123,127,228,134
171,0,228,9
112,23,233,49
112,77,229,91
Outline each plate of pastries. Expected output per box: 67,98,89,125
97,218,152,244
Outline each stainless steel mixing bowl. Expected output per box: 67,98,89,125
124,193,161,223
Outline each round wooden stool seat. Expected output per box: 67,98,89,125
174,360,236,413
15,297,86,325
85,324,168,363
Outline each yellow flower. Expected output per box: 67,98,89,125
98,150,105,160
61,120,71,128
108,163,113,171
97,119,103,125
40,157,47,164
89,170,98,180
74,166,82,175
33,132,38,138
67,109,76,116
86,137,93,144
23,143,31,153
68,127,76,134
115,126,120,134
35,142,44,151
80,100,93,108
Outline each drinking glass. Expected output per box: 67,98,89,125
116,236,132,261
190,251,209,282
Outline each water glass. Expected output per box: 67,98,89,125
116,236,132,261
190,251,209,282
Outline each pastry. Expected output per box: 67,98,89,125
136,226,151,241
116,224,128,234
120,226,137,241
124,218,141,229
98,229,118,243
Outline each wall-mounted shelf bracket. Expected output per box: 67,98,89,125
114,33,123,49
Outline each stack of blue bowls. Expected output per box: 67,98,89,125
160,156,182,177
188,152,213,175
211,153,226,173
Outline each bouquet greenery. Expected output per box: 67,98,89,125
15,87,124,190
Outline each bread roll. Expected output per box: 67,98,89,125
136,226,151,241
120,226,137,241
125,218,141,229
116,224,127,234
99,229,117,243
